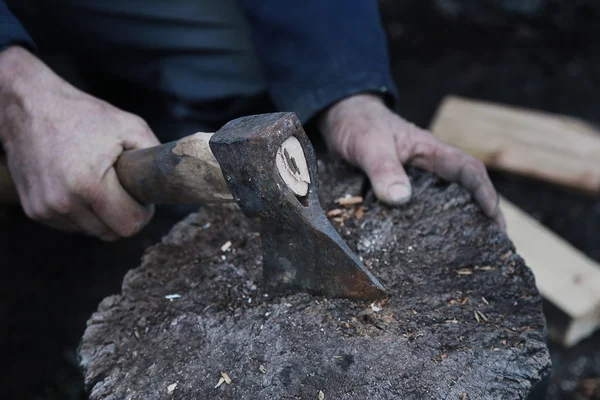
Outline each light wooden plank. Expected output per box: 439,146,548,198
430,95,600,194
500,197,600,346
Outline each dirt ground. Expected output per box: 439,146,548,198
1,1,600,399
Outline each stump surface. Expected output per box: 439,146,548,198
79,160,551,400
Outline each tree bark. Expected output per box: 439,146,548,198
79,158,551,400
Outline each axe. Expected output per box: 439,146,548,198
1,112,386,300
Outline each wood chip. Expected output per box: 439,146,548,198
259,365,267,374
474,310,488,322
336,195,363,206
476,265,496,271
167,383,177,394
215,377,226,388
482,297,489,305
457,268,473,275
326,208,343,217
354,206,366,220
220,241,232,252
221,372,232,385
332,217,344,223
318,390,325,400
134,330,141,340
478,311,489,322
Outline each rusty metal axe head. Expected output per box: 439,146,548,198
209,112,386,300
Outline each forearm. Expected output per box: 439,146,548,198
0,46,29,145
236,0,399,124
0,1,37,144
0,46,57,145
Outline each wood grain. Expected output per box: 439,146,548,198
115,132,235,205
430,95,600,194
500,197,600,346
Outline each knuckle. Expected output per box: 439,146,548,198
465,157,487,177
118,220,143,238
30,203,52,221
22,204,37,221
469,157,486,172
404,121,423,138
127,113,151,133
46,191,72,215
134,116,150,130
123,114,158,146
68,175,99,201
115,210,152,238
370,158,400,175
457,157,489,189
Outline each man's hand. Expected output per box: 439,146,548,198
0,47,160,241
318,93,505,230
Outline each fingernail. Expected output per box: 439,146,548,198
387,183,411,204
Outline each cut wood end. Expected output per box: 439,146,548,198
276,136,310,197
221,371,232,385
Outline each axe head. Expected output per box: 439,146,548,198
209,112,387,300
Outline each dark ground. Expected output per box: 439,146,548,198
1,0,600,399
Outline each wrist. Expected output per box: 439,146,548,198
0,45,34,89
0,46,64,144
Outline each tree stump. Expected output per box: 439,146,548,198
79,159,551,400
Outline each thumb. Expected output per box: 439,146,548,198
358,146,412,206
123,116,161,150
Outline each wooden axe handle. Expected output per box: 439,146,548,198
0,132,235,206
115,132,235,205
116,131,310,205
0,131,309,206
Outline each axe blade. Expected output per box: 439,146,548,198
210,112,387,300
